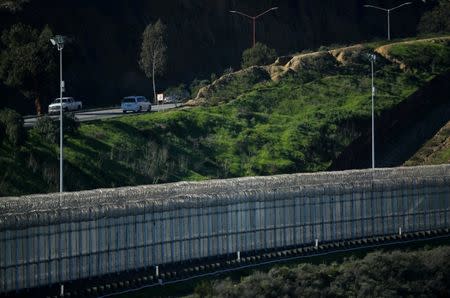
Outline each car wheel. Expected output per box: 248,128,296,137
64,107,69,112
138,106,142,113
122,110,126,114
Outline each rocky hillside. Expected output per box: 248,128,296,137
189,36,450,106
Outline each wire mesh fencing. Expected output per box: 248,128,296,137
1,165,449,292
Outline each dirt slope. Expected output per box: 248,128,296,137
187,36,450,106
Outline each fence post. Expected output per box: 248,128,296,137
68,211,73,281
15,218,19,292
26,222,31,290
293,191,298,246
135,207,139,270
170,209,175,264
48,218,52,286
143,206,148,269
351,190,355,239
88,208,93,278
188,208,192,260
445,176,449,228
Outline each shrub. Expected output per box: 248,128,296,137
0,108,25,147
63,113,80,135
241,42,277,68
417,0,450,34
189,78,210,97
389,42,450,72
33,113,80,143
32,115,57,143
222,67,234,76
165,83,189,101
207,246,450,297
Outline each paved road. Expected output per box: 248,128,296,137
24,103,178,127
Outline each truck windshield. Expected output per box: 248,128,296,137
122,98,135,103
53,99,68,103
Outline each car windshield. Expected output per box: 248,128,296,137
53,98,68,103
122,98,135,103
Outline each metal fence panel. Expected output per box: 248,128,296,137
1,165,450,293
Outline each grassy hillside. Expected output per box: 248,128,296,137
1,36,449,196
405,121,450,166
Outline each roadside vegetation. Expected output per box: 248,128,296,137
0,37,449,196
188,245,450,298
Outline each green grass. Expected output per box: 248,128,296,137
405,122,450,166
388,39,450,73
1,37,449,196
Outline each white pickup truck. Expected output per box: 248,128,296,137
48,97,82,114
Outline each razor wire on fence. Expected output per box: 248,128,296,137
1,165,450,292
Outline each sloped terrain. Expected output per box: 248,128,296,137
405,121,450,166
1,36,449,196
190,36,450,104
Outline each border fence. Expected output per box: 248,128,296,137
1,165,450,293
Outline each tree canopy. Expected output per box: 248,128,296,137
0,24,56,114
418,0,450,34
195,246,450,297
241,42,277,69
0,0,29,11
139,19,167,103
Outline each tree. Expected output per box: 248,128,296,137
0,24,56,115
164,83,189,101
418,0,450,34
241,42,277,69
0,0,29,11
0,108,25,147
139,20,167,104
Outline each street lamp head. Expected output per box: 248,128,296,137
271,7,279,11
229,10,237,13
50,35,65,50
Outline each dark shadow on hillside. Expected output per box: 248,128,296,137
331,71,450,170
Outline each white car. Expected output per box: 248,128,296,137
48,97,82,114
121,96,152,113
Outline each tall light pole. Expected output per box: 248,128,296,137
364,2,412,41
229,7,278,47
50,35,65,195
368,53,377,169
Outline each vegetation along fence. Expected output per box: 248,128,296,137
1,164,449,293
